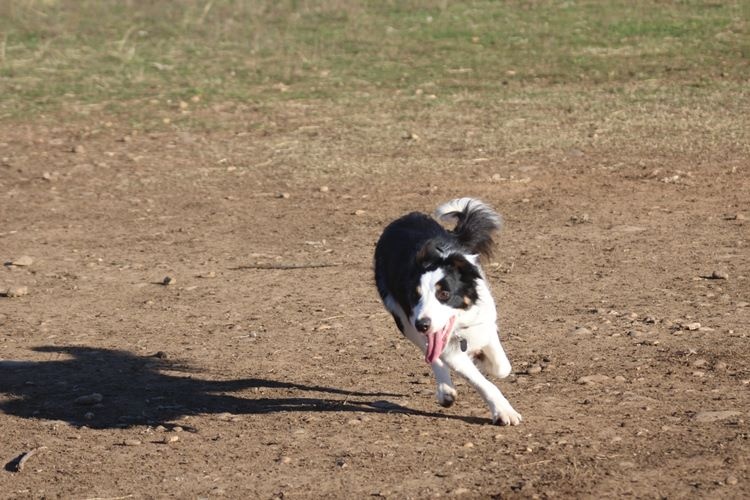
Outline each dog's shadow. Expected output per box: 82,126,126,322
0,346,487,429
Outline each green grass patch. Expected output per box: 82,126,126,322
0,0,747,123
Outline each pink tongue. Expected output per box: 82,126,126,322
424,316,456,364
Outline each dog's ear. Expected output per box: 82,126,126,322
447,253,481,281
416,240,444,268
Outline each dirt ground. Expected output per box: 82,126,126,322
1,104,748,499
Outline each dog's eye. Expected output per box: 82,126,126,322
436,290,450,302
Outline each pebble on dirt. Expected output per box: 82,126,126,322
2,286,29,297
162,276,175,286
577,374,610,384
7,255,33,267
75,393,103,405
692,410,740,423
709,270,729,280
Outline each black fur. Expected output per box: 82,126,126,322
374,202,496,325
441,199,501,258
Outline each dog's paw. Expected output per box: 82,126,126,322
492,406,522,426
436,383,457,408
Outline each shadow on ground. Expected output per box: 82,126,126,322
0,346,487,429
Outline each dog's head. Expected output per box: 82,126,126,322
410,240,482,363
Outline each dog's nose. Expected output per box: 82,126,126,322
415,317,431,333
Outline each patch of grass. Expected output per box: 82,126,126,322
0,0,748,124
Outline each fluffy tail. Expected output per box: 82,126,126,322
435,198,502,257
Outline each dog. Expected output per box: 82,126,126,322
374,198,522,425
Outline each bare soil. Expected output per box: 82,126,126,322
1,107,748,499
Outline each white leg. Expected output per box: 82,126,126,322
482,333,513,379
401,323,458,407
388,304,458,408
431,358,457,407
443,351,522,425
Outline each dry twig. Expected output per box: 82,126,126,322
7,446,48,472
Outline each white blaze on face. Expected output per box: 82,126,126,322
412,269,453,330
412,268,458,363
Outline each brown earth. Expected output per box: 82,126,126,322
1,103,748,499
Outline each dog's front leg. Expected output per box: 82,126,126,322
431,358,457,407
442,352,522,426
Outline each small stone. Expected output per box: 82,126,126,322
714,361,728,371
463,442,474,448
527,365,542,375
573,327,591,335
614,376,626,382
162,276,174,286
123,439,142,446
335,457,347,468
693,410,740,423
577,374,610,384
347,419,361,425
72,144,86,154
319,186,329,192
75,393,103,405
354,209,366,216
692,370,705,377
691,358,708,368
3,286,29,297
172,426,183,432
452,488,470,496
279,456,292,464
710,270,729,280
10,255,34,267
276,192,290,199
684,322,701,331
199,271,216,278
163,435,179,444
726,475,738,485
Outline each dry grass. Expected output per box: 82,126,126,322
0,0,748,161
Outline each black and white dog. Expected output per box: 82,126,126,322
374,198,522,425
